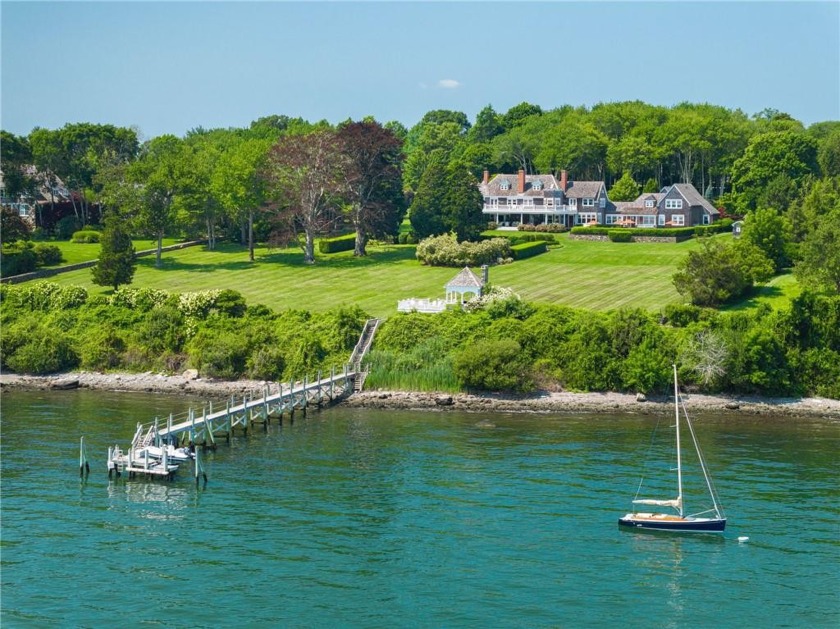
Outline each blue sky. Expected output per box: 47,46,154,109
2,1,838,139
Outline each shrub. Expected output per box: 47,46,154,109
0,246,37,275
247,346,286,381
398,231,418,244
110,287,170,311
608,230,633,242
3,282,87,310
71,230,101,243
79,328,126,371
56,216,82,240
570,227,611,236
213,289,247,318
453,339,533,393
318,233,356,254
33,243,64,266
188,329,249,379
416,234,511,267
6,332,79,374
510,241,547,260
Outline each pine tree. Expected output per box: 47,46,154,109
92,223,136,290
443,162,486,242
609,172,641,201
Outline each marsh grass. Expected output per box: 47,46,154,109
365,338,460,393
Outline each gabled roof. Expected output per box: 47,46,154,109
480,173,561,197
670,183,719,215
446,267,484,290
564,181,603,199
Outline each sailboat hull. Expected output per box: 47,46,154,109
618,514,726,532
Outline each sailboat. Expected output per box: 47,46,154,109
618,365,726,532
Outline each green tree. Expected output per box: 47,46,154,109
608,172,641,201
817,130,840,177
501,102,543,130
673,238,751,306
731,131,819,211
408,150,448,239
212,137,270,261
442,162,485,241
0,206,32,245
91,223,136,290
794,205,840,293
469,105,504,143
740,207,793,272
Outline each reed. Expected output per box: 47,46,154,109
365,339,460,393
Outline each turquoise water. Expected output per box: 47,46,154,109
2,390,838,628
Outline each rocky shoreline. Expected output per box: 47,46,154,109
3,370,840,420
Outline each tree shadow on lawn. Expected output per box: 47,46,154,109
137,255,258,273
723,284,785,311
257,245,418,268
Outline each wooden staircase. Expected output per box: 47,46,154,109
349,318,380,393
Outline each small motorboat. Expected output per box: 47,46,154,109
135,444,194,463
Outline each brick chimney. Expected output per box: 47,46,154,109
560,170,568,192
518,169,526,194
483,169,489,185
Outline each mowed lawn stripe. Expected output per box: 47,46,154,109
47,234,726,316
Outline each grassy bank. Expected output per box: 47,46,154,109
44,232,790,317
41,238,182,266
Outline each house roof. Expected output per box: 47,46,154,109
446,267,484,290
480,174,561,197
564,181,603,199
670,183,720,215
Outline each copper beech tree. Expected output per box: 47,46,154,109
264,129,349,264
336,120,406,256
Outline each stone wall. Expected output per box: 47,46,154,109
1,240,206,285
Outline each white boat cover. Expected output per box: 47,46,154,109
633,497,682,509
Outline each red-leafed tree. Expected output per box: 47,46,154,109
337,120,406,256
264,129,349,264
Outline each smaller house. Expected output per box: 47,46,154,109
606,183,718,228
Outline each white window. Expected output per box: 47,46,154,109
640,216,655,226
599,197,606,208
532,180,543,190
524,198,534,207
569,198,577,208
665,199,683,210
545,198,554,207
672,214,685,226
606,215,619,225
582,198,595,207
645,199,655,208
703,215,710,225
658,214,666,226
500,180,510,191
577,213,598,224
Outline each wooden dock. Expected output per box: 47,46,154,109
104,318,380,481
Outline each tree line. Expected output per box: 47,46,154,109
2,101,839,297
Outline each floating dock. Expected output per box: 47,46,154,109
101,318,380,482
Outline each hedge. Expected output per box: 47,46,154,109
571,226,698,237
608,230,633,242
71,230,101,243
318,233,356,254
510,241,548,260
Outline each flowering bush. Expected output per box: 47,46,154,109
178,290,222,318
415,234,511,267
2,282,88,310
110,287,170,311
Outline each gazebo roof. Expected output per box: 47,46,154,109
446,267,484,291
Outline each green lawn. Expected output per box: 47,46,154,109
41,238,182,266
722,270,802,312
47,234,756,317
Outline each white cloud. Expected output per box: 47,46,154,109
437,79,461,89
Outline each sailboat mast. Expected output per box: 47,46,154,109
673,364,684,517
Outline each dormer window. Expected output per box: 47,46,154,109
645,199,655,208
532,180,543,191
500,180,511,191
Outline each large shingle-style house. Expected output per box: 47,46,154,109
607,183,719,228
480,169,717,229
480,169,609,229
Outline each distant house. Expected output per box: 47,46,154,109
607,183,719,228
0,166,75,229
480,169,609,229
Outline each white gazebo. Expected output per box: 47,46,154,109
397,266,488,313
445,266,486,304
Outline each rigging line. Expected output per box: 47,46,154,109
680,396,725,518
632,413,664,502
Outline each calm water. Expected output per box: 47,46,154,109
1,390,838,628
